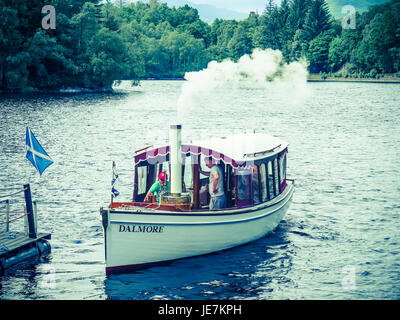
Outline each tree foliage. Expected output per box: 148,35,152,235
1,0,399,92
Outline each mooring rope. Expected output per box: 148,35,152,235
0,211,29,214
0,211,30,225
0,187,27,199
0,187,23,191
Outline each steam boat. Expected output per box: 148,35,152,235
100,125,294,274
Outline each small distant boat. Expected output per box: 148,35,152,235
100,125,294,274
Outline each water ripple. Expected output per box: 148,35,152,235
0,81,399,300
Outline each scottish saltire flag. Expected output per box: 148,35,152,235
111,161,119,198
25,126,54,175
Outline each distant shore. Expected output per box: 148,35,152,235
307,73,400,83
0,86,114,94
2,74,400,94
143,75,400,83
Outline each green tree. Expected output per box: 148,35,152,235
284,0,312,60
254,2,281,51
176,4,199,24
70,2,100,54
289,29,308,61
264,0,277,15
210,20,238,60
177,19,211,47
119,21,146,79
287,0,311,34
87,28,130,88
355,10,397,72
0,4,25,89
328,36,347,71
328,26,362,72
0,0,49,90
307,31,334,73
100,2,122,31
302,0,332,42
277,0,292,59
228,25,252,59
27,29,74,89
142,37,169,77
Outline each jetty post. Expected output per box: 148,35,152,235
5,199,10,232
23,184,37,239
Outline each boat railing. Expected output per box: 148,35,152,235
110,201,188,212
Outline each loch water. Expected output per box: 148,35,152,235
0,80,399,300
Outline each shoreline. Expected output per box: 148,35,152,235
144,76,400,83
307,78,400,83
0,86,114,94
307,74,400,84
142,76,400,83
2,76,400,94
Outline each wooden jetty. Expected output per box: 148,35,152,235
0,184,51,275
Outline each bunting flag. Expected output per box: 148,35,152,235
25,126,54,175
111,161,119,198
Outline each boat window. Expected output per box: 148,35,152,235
225,164,234,208
237,170,251,201
199,154,209,180
198,155,210,202
252,165,260,204
183,155,193,189
260,163,268,202
137,166,147,196
267,160,275,199
273,158,280,195
279,153,287,189
147,164,157,189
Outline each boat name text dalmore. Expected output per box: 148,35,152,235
118,224,165,233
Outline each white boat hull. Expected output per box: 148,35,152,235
102,181,294,274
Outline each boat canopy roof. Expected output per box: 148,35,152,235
134,132,288,168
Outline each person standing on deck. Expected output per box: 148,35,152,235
201,156,226,210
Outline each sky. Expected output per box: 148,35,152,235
182,0,281,13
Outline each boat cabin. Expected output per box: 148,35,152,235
125,132,289,212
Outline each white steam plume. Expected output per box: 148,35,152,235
177,48,309,120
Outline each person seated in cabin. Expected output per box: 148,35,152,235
200,156,226,210
144,171,171,203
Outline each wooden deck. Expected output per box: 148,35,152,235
0,231,51,275
0,184,52,275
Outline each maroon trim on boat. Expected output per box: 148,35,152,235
134,146,170,165
134,145,153,154
134,144,254,168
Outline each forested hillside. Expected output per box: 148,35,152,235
1,0,399,92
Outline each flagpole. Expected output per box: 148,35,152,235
111,161,119,205
111,161,114,205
